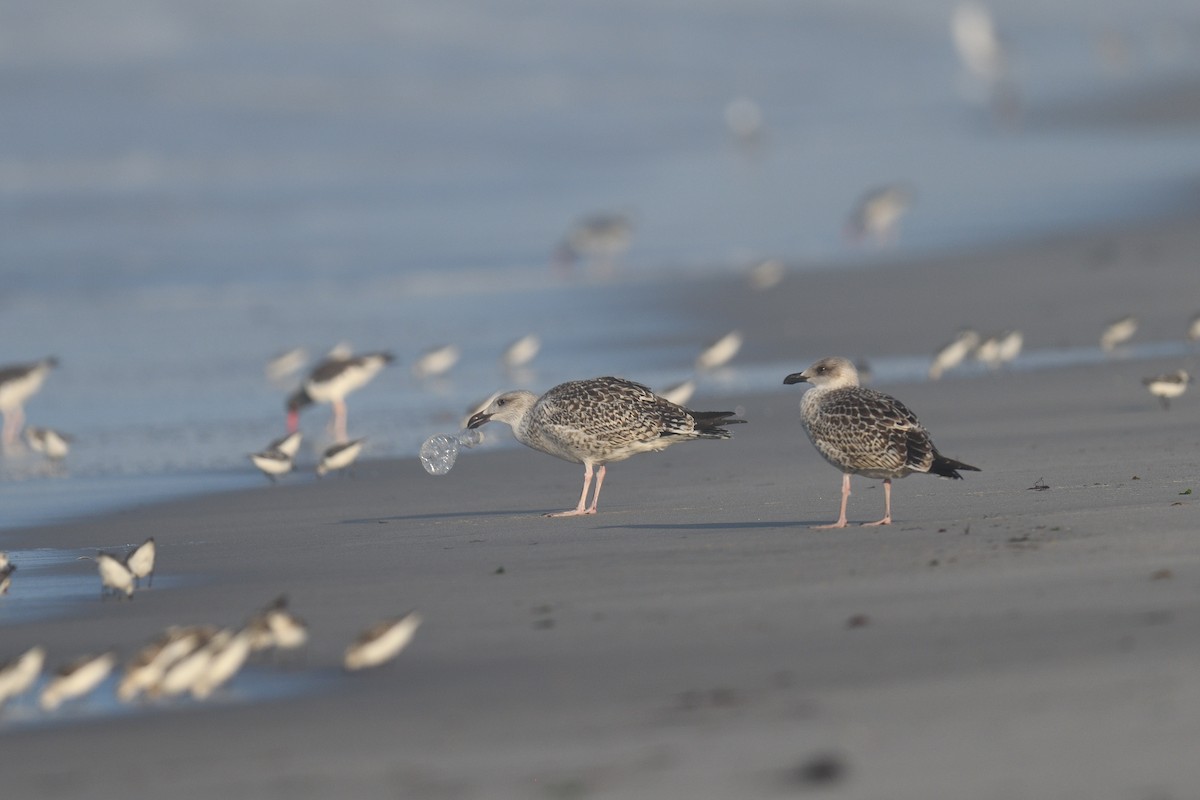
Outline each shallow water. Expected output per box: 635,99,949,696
1,0,1199,528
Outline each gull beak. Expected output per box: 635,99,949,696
466,411,492,429
783,372,809,385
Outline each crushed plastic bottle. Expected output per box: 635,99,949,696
419,428,483,476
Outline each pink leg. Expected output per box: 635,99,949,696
547,463,596,517
331,400,348,443
863,479,893,526
813,473,851,529
585,465,607,514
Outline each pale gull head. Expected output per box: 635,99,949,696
783,356,861,390
466,390,539,430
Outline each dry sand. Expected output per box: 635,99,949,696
3,214,1200,799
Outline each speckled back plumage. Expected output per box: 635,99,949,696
801,386,936,479
521,377,738,465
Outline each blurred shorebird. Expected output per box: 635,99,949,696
119,625,214,702
1143,369,1189,409
412,344,460,380
0,562,14,595
316,438,365,477
79,552,135,599
40,652,116,711
696,330,743,371
501,334,541,370
191,628,254,700
747,259,785,290
287,351,394,442
929,329,980,380
724,96,766,147
265,347,308,386
344,612,423,671
24,426,71,460
844,185,914,246
249,449,293,483
975,330,1023,369
659,379,696,408
0,357,57,450
1100,315,1138,352
125,537,156,589
553,213,633,276
1187,313,1200,342
246,596,309,659
0,646,45,710
266,430,303,459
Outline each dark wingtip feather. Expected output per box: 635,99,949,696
930,454,980,479
691,410,747,439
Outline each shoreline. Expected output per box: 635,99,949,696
3,210,1200,796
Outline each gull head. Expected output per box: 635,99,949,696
784,356,861,390
466,390,538,430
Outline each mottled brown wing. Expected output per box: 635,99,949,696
810,388,932,474
536,377,690,448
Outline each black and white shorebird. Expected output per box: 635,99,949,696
343,611,422,671
286,351,394,442
785,357,980,528
125,537,156,589
316,438,365,477
0,357,57,449
1143,369,1190,410
266,430,303,460
0,646,45,710
249,448,293,483
24,426,71,460
79,551,135,599
466,376,744,517
40,652,116,711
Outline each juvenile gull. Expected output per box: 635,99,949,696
467,376,744,517
785,357,980,528
1143,369,1189,409
0,357,57,449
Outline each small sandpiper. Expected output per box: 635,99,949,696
249,449,293,483
79,551,135,599
118,625,215,703
1100,314,1138,352
191,628,254,700
412,344,461,379
1142,369,1190,409
501,334,541,370
24,426,71,460
124,537,156,589
156,631,223,698
0,357,58,450
266,430,303,459
40,652,116,711
246,595,309,658
0,646,46,709
696,330,743,371
316,438,365,477
929,329,980,380
265,347,308,386
344,611,423,671
0,562,14,595
659,379,696,408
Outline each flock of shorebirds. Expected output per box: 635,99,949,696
0,587,422,715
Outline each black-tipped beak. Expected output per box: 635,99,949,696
783,372,808,385
466,411,492,430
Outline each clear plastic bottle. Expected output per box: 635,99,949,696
419,428,482,476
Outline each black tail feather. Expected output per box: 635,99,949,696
690,410,746,439
929,452,981,480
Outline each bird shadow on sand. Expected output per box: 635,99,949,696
339,509,552,524
596,520,814,532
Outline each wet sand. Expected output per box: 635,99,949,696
4,215,1200,798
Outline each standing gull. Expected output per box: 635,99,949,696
784,357,980,528
466,377,743,517
0,357,57,449
286,351,394,442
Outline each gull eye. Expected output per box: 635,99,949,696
496,398,507,407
